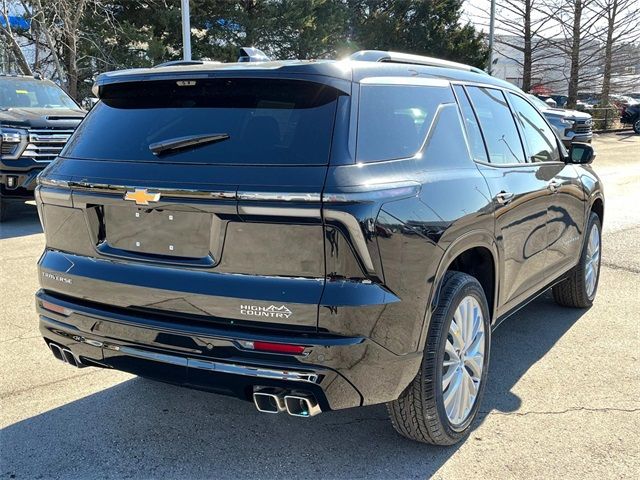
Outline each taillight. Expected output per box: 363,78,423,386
41,300,72,316
237,340,306,355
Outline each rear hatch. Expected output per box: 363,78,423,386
37,76,348,331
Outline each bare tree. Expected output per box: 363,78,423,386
53,0,89,98
21,0,117,98
595,0,640,104
0,0,32,74
25,0,66,83
547,0,606,107
492,0,561,91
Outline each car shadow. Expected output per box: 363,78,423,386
0,202,42,239
614,131,636,140
0,292,587,479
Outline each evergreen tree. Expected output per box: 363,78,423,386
346,0,488,68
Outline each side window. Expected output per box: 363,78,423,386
508,93,560,162
465,86,525,164
453,85,488,162
421,103,473,169
356,84,454,162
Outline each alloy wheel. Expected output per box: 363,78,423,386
585,223,601,298
442,295,485,427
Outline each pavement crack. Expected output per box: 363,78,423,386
480,406,640,417
0,372,97,400
601,261,640,274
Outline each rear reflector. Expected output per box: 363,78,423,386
238,340,306,355
41,301,72,316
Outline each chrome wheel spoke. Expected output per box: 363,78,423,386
444,339,460,361
444,372,462,413
455,374,468,421
442,364,457,390
465,351,484,378
449,317,464,352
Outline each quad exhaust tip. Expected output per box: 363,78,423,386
48,343,86,368
284,394,321,417
253,389,286,413
253,388,321,417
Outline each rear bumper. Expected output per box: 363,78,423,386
36,290,422,411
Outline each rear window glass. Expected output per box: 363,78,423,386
63,78,341,165
356,84,454,162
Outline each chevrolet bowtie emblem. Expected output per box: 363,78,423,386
124,189,161,205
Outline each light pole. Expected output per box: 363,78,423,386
181,0,191,61
488,0,496,75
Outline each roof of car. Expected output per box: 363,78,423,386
0,74,58,86
93,54,519,95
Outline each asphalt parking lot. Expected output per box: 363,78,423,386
1,132,639,479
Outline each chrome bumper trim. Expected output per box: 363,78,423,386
112,345,320,383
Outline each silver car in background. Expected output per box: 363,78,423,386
528,94,593,147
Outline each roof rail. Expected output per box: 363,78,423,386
152,60,221,68
349,50,487,75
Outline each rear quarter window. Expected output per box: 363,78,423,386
356,84,455,162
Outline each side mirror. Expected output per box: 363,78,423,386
568,142,595,164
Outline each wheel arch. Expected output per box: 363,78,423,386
419,229,499,350
590,196,604,225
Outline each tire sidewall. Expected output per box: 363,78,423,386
431,275,491,439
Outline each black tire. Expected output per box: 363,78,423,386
552,212,602,308
634,118,640,134
387,271,491,445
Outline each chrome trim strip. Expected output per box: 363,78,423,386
323,209,375,273
323,181,421,203
116,345,319,383
238,191,321,202
44,180,238,200
38,180,420,204
29,128,75,134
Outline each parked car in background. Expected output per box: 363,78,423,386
620,102,640,133
610,94,638,110
35,49,604,446
0,74,85,221
528,94,593,146
577,93,599,111
541,94,568,108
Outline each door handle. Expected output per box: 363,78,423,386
548,180,561,192
495,191,514,205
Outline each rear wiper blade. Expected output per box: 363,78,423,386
149,133,230,156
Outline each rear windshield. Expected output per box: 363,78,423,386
63,78,341,165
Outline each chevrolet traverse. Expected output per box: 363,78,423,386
35,50,604,445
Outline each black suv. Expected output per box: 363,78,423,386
620,102,640,133
35,50,604,445
0,75,85,221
